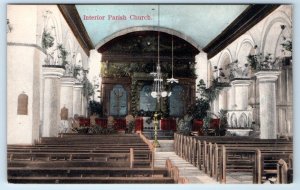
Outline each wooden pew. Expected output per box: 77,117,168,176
277,159,293,184
8,176,175,184
8,134,171,184
8,167,169,177
174,134,293,184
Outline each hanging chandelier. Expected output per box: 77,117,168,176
167,35,179,84
150,5,171,103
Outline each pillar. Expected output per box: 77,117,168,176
255,71,281,139
60,77,75,119
227,87,235,110
219,87,229,111
230,79,251,110
195,52,208,98
82,96,87,117
73,83,83,116
42,66,65,137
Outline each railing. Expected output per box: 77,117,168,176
139,133,155,168
174,133,293,184
165,159,189,184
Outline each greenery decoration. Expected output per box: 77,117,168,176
127,121,135,134
130,79,138,116
57,44,69,66
225,60,250,80
247,53,279,71
218,109,228,135
89,100,102,116
198,79,225,103
177,115,193,135
101,62,196,78
281,36,292,52
41,29,54,50
73,65,82,78
82,78,94,97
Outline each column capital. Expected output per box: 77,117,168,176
74,83,83,89
255,71,281,82
230,79,252,86
42,66,65,79
61,77,75,87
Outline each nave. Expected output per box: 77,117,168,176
7,4,294,185
7,132,293,184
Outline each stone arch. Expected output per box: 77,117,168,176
95,26,202,51
260,11,292,56
217,49,233,83
75,53,82,67
207,61,214,86
17,93,28,115
238,113,248,128
235,34,256,58
248,112,253,127
44,13,62,46
65,38,73,65
236,38,255,65
230,113,238,128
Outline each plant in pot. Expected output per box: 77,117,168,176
225,60,250,80
57,43,69,67
218,109,228,136
247,46,280,71
41,29,55,65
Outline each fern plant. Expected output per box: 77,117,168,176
41,30,54,50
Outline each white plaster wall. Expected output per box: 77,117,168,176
7,5,89,144
7,5,43,145
87,50,102,102
7,46,35,144
7,5,38,44
208,5,293,137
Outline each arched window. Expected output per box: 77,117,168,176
17,93,28,115
139,85,156,112
109,85,127,116
169,85,184,116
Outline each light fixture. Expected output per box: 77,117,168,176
7,19,13,33
167,35,179,84
151,5,171,103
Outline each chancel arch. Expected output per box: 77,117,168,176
98,30,199,117
95,26,202,51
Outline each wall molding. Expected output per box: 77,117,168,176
7,42,46,54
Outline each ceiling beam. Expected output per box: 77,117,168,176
58,5,94,56
203,4,280,59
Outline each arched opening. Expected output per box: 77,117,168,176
99,30,198,117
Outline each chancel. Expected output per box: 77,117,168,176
7,4,293,184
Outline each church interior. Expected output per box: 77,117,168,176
7,4,293,184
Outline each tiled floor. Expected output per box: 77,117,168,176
153,140,253,184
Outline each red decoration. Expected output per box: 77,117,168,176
135,117,143,132
192,119,203,131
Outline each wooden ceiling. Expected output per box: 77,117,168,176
98,31,199,65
